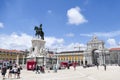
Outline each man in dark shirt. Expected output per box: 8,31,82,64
1,64,7,79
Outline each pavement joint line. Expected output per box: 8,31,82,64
76,68,98,80
36,71,87,80
87,76,97,80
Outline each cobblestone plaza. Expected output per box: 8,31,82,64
0,66,120,80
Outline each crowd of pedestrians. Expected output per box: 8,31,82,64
1,63,22,80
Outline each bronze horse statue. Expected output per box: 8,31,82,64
34,24,44,40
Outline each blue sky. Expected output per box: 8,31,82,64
0,0,120,51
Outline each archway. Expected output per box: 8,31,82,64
92,49,99,65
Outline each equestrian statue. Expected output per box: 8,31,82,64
34,24,44,40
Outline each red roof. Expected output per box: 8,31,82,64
109,48,120,51
0,48,23,53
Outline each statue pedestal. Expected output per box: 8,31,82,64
27,38,46,66
27,56,46,66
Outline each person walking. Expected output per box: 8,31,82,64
67,64,70,69
1,64,7,80
42,65,45,73
96,63,99,69
13,65,18,78
8,67,13,78
53,64,57,73
9,61,13,70
104,64,106,71
17,66,21,79
36,65,40,74
73,62,76,71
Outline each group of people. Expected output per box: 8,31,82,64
1,63,22,79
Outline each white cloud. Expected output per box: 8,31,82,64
0,33,87,52
80,31,120,48
80,30,120,38
80,33,93,37
0,22,4,28
48,10,52,14
0,33,65,51
73,43,86,51
67,6,88,25
107,38,117,48
66,33,74,37
45,37,87,52
45,37,64,49
56,42,86,52
0,33,32,50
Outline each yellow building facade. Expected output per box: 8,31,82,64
0,48,27,65
57,51,84,65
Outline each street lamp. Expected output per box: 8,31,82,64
42,48,48,66
54,48,59,65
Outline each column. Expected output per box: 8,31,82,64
74,55,76,62
22,55,25,68
57,54,59,65
89,54,91,64
109,54,111,65
100,54,103,65
79,59,81,66
103,53,105,64
43,54,46,66
59,57,61,62
118,52,119,65
16,54,19,65
83,54,86,66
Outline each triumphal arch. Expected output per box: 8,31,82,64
84,36,109,65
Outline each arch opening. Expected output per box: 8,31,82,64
92,49,99,65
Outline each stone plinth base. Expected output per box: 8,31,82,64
27,38,46,66
27,56,46,66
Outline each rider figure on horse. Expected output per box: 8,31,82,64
34,24,44,40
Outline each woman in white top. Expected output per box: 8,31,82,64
13,66,18,78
